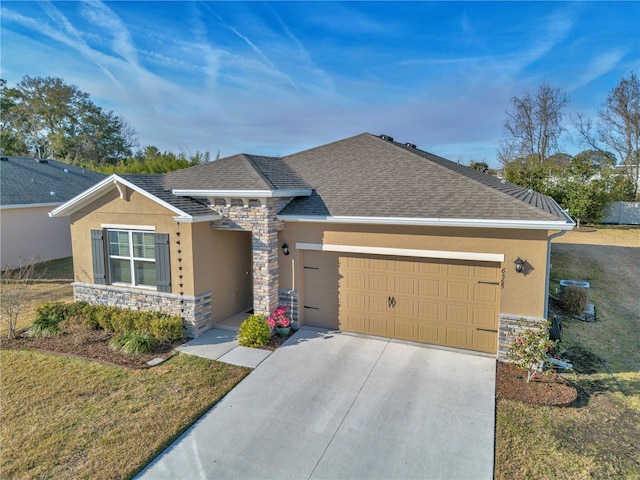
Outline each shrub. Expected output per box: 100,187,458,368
110,332,155,355
35,302,69,323
562,285,588,315
81,305,102,329
506,320,556,383
109,309,138,334
29,315,63,338
149,314,184,342
237,314,271,347
94,306,119,331
66,301,90,324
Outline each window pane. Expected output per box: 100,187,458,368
135,260,157,287
133,232,155,259
108,231,130,257
110,258,132,284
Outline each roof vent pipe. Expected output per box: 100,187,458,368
405,143,416,148
379,134,394,142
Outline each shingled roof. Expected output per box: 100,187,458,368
277,133,569,222
0,156,106,207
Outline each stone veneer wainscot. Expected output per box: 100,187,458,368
498,314,548,359
73,282,212,338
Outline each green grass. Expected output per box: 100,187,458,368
0,350,249,479
496,228,640,479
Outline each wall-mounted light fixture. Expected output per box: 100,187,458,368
514,257,525,273
282,243,290,256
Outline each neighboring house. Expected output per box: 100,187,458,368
0,156,106,269
50,133,574,358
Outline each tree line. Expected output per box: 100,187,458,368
494,72,639,225
0,76,212,173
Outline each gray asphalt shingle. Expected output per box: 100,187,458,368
0,156,106,206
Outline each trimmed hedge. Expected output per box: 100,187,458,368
31,301,184,343
237,314,271,347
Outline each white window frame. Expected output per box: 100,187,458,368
107,229,157,289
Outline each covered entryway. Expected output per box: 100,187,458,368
303,251,501,353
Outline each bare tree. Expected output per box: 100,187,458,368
498,83,569,165
575,72,640,199
1,257,43,338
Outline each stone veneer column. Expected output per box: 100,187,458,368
212,197,291,318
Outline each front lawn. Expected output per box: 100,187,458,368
0,350,249,479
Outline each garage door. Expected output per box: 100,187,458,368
303,252,501,353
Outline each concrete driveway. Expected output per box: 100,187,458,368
138,328,496,479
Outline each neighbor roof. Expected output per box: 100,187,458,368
0,156,106,207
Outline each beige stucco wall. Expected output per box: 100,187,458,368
1,205,72,268
278,223,550,321
190,223,252,322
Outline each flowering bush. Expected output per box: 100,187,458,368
506,320,556,383
267,306,290,329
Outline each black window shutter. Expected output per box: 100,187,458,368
155,233,171,292
91,229,107,284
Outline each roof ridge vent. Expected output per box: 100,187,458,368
379,134,394,142
405,142,416,149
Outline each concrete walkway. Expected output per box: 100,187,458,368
175,327,272,368
139,327,496,479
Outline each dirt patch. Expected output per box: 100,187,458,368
559,345,601,374
0,323,185,369
496,361,578,407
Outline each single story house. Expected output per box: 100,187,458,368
51,133,574,357
1,156,106,269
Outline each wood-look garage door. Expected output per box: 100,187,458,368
303,252,501,353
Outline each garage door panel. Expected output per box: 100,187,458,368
394,320,417,340
394,298,416,317
418,324,440,343
473,307,498,328
346,272,367,290
447,282,470,301
419,260,441,275
419,279,440,297
369,294,389,314
418,301,439,320
446,304,470,324
447,263,470,277
395,276,417,295
343,313,366,333
473,330,497,352
446,328,470,348
474,265,500,279
369,316,392,337
369,258,391,270
474,284,499,303
369,274,388,292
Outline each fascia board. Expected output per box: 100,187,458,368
1,202,63,210
278,215,575,230
171,189,312,198
49,175,191,219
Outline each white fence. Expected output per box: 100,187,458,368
601,202,640,225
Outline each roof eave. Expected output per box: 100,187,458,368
2,202,64,210
49,175,191,219
171,189,312,198
174,214,222,223
277,215,576,230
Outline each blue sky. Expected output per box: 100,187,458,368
2,1,639,166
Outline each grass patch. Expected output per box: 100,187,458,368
0,349,249,479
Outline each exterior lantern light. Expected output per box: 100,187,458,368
514,257,525,273
282,243,290,256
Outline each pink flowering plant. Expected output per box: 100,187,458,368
267,306,290,329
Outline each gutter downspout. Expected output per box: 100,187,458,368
544,230,569,318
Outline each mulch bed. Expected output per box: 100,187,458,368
496,361,578,407
0,323,185,369
3,325,577,407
